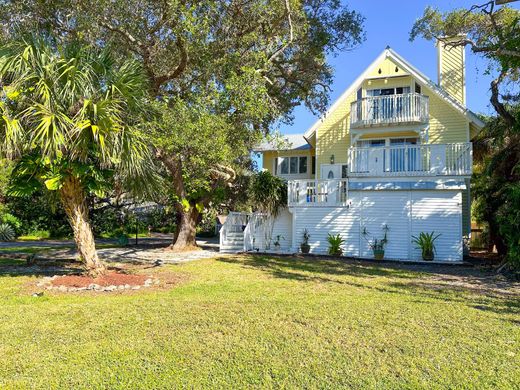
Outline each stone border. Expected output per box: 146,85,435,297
36,275,160,292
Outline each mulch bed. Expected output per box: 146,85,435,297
37,271,158,292
50,272,147,288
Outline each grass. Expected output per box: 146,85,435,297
0,254,518,389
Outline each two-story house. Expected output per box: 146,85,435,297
220,41,484,262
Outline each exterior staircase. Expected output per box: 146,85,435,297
220,231,245,253
219,212,249,253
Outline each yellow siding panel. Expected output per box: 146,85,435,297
316,92,355,178
363,76,412,93
426,84,469,144
366,57,409,79
311,52,470,178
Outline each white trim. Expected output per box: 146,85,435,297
462,45,467,105
277,154,310,178
304,50,390,139
304,47,484,140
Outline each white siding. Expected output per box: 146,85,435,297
249,209,293,251
292,199,361,256
359,192,410,260
249,190,463,262
411,191,462,261
272,209,293,251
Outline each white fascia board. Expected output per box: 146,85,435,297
303,49,391,139
304,47,485,140
387,48,484,129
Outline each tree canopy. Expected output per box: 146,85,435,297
0,0,365,249
0,35,152,273
411,1,520,268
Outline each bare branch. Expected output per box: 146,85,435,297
490,70,516,127
152,37,189,91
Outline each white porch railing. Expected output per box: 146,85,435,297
347,143,472,176
243,212,268,251
288,179,349,207
219,212,250,251
350,93,429,128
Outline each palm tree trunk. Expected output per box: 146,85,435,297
60,176,106,276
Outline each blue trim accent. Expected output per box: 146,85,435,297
349,180,466,191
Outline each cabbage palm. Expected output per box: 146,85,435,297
0,36,151,275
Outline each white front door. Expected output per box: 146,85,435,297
320,164,341,180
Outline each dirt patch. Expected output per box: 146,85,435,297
163,244,202,253
50,272,147,288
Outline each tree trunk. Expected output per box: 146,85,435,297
60,176,106,276
171,206,199,251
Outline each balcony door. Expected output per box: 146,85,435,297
388,138,419,173
367,87,411,121
355,139,386,175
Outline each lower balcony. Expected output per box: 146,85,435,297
288,179,349,207
347,143,472,177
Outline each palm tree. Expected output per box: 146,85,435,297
0,36,152,276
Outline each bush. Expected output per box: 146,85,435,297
327,234,344,256
18,230,51,240
0,223,15,242
497,183,520,269
4,192,71,238
0,213,21,233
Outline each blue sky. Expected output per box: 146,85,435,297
276,0,520,137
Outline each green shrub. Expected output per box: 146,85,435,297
412,231,441,260
0,223,15,241
18,230,51,240
0,213,21,233
327,234,344,256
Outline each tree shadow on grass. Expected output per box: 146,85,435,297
217,254,419,282
216,254,520,318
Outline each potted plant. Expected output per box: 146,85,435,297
327,233,344,256
300,229,311,254
412,231,441,261
273,234,284,252
362,225,389,260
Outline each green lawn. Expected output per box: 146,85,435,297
0,255,518,389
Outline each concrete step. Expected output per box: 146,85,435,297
226,232,244,238
220,248,243,253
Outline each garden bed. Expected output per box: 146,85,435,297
37,272,158,292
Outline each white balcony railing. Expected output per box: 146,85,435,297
350,93,429,128
347,143,472,177
288,179,349,207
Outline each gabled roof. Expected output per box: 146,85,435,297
304,47,485,139
253,133,311,152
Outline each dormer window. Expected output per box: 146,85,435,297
367,86,410,96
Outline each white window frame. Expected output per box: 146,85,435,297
277,155,308,176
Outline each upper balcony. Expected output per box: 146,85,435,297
350,93,429,128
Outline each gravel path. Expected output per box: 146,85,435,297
1,235,223,265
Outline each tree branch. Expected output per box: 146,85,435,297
267,0,294,63
490,70,516,128
438,37,520,58
152,37,188,92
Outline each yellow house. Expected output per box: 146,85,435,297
223,43,484,262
